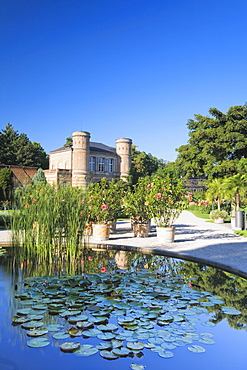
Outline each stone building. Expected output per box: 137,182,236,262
44,131,132,188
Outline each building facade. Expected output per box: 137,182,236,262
44,131,132,188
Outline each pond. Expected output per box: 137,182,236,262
0,247,247,370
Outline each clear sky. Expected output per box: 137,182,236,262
1,0,247,162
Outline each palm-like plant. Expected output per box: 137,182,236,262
206,178,226,211
224,174,247,211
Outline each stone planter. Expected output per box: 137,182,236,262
92,224,110,242
156,226,175,243
214,218,224,224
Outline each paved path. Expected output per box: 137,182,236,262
2,211,247,278
93,211,247,279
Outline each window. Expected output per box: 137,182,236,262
108,158,113,173
98,157,105,172
90,156,96,171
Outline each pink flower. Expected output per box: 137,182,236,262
24,204,29,208
101,267,107,272
80,259,84,263
157,193,162,199
162,188,167,191
88,256,93,261
81,200,85,204
32,199,37,203
102,205,108,210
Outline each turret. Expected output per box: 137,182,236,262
72,131,90,188
116,138,132,180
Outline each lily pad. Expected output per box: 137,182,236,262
27,338,50,348
126,342,144,351
130,364,146,370
188,345,206,353
60,342,81,352
27,329,48,337
158,350,174,358
52,332,70,340
100,350,118,360
112,347,130,357
21,321,44,329
45,324,64,332
83,328,102,337
75,345,98,356
97,332,116,341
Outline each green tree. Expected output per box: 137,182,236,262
176,104,247,180
206,178,226,211
0,124,48,169
224,174,247,211
154,161,181,185
128,145,165,185
64,136,72,146
0,167,13,202
31,168,47,186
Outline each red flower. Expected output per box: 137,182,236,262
157,193,162,199
24,204,29,208
88,256,93,261
102,205,108,210
101,267,107,272
32,199,37,203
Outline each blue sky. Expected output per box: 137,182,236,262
1,0,247,162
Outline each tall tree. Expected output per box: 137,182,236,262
0,167,13,201
128,145,165,185
176,104,247,180
0,124,48,169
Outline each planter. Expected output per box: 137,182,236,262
214,218,224,224
92,223,110,242
133,223,149,238
156,226,175,243
110,220,117,234
83,223,93,236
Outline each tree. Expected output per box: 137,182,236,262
128,145,165,185
0,124,48,169
64,136,72,146
31,168,47,186
176,104,247,180
224,174,247,211
0,168,13,202
206,178,226,211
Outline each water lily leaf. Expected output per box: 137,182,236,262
97,332,116,341
68,314,88,323
201,321,216,327
130,364,146,370
97,323,118,332
67,328,83,337
112,347,130,357
100,350,118,360
21,321,44,329
32,304,47,310
60,342,81,352
45,324,64,332
188,345,206,353
126,342,144,351
52,332,70,340
75,345,98,356
17,308,32,315
158,350,174,358
26,329,48,337
83,328,102,337
27,338,50,348
96,342,113,350
199,337,215,344
12,316,29,324
222,307,241,315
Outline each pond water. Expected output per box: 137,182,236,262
0,247,247,370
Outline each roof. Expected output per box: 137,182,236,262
50,142,116,155
0,165,38,187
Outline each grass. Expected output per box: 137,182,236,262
235,230,247,237
187,209,211,219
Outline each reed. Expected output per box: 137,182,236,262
11,184,88,262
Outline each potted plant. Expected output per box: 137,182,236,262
210,209,228,224
147,175,188,242
123,177,152,237
85,178,124,242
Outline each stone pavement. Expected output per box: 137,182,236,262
1,211,247,278
92,211,247,279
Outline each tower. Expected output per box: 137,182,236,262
115,138,132,180
72,131,90,188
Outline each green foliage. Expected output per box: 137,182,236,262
123,177,153,223
0,124,48,169
128,145,165,185
176,104,247,179
154,161,181,184
0,167,13,202
12,184,88,260
224,174,247,210
85,178,125,223
64,136,72,146
31,168,47,186
206,178,227,211
146,175,188,227
210,209,228,220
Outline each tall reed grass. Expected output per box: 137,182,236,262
11,184,88,262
